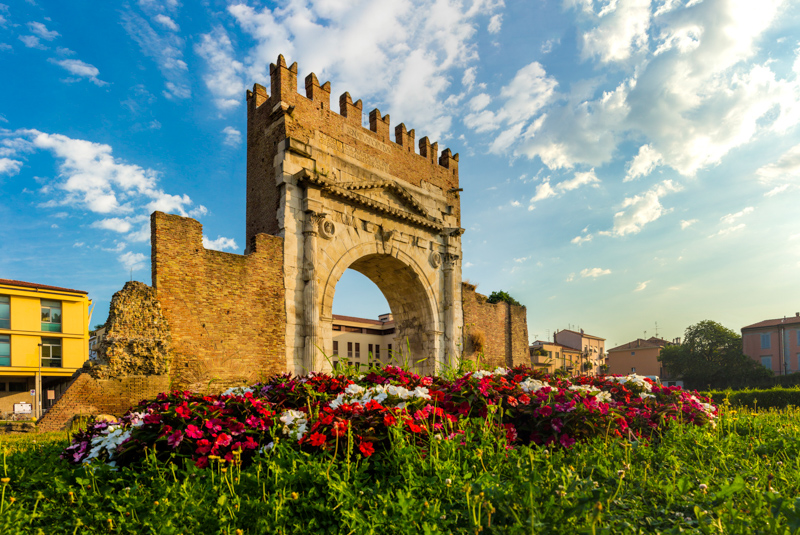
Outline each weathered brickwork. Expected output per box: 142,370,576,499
461,283,530,369
150,211,286,391
246,55,461,244
88,281,173,379
37,373,169,432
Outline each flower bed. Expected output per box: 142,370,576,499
62,366,716,469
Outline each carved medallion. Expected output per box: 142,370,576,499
319,219,336,240
429,251,442,268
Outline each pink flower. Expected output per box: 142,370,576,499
195,456,209,468
185,424,203,439
537,405,553,417
421,376,433,386
559,434,576,448
167,430,184,448
176,403,191,419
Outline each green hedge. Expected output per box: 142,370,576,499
701,387,800,410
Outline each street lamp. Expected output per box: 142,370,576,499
37,343,42,420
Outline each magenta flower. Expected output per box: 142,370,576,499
185,424,203,439
167,430,184,448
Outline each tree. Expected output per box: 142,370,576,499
486,290,522,307
658,320,773,389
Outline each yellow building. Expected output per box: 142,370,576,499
331,313,396,370
0,279,91,419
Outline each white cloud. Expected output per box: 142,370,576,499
529,169,600,205
49,58,107,86
566,272,575,282
624,144,663,182
0,157,22,176
634,280,650,292
194,27,246,110
27,21,59,41
203,235,239,252
709,223,746,238
222,126,242,146
756,143,800,183
581,267,611,278
463,261,473,268
571,234,593,245
19,35,45,49
468,93,491,112
199,0,501,139
121,9,188,98
153,14,178,31
603,180,681,237
579,0,651,64
720,206,753,225
119,251,148,272
488,14,503,34
91,218,132,233
680,218,698,229
765,184,790,197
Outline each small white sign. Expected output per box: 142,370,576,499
14,403,32,414
30,389,35,396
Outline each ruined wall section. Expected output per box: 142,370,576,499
246,55,461,246
88,281,172,379
151,212,286,392
461,283,529,369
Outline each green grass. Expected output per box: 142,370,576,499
3,407,800,534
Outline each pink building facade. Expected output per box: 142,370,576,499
554,329,606,375
741,314,800,375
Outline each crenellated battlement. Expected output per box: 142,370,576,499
246,54,459,177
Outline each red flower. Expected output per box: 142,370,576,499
195,456,209,468
332,420,349,438
358,441,375,457
176,402,191,419
506,396,518,407
383,414,397,426
309,432,327,447
215,433,232,447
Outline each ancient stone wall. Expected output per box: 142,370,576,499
150,211,287,391
88,281,172,379
246,55,461,245
461,282,529,369
37,373,170,432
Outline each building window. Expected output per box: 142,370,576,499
344,326,362,333
631,367,636,373
41,337,62,367
761,356,772,370
797,330,800,346
0,382,5,391
9,382,26,392
375,345,380,360
0,295,9,329
41,300,62,332
332,325,341,331
347,342,353,358
355,343,360,359
332,341,339,356
368,344,373,358
631,351,635,356
761,334,771,349
0,334,9,366
388,344,392,354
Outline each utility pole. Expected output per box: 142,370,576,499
37,343,42,420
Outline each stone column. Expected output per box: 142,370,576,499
303,211,327,372
442,252,459,371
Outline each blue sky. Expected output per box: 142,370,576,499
1,0,799,349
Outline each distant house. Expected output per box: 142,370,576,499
529,341,581,374
606,337,678,380
554,329,606,375
331,313,396,370
741,313,800,375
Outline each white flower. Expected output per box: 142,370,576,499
520,378,547,393
595,391,612,403
639,392,655,399
222,386,254,396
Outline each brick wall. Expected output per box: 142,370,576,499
461,283,529,369
151,211,287,392
246,55,461,244
37,372,170,431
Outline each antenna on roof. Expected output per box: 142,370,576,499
654,322,659,338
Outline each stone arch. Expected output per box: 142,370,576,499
318,241,440,374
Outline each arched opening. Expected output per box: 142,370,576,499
321,250,440,375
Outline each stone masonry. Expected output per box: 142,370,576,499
462,282,529,369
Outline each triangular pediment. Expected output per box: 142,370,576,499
294,170,442,231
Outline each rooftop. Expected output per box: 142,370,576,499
608,337,673,352
558,329,606,341
332,314,395,326
0,278,88,295
742,314,800,330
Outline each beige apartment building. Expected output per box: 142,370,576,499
529,341,582,374
331,314,396,370
606,337,676,378
554,329,606,375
